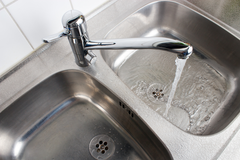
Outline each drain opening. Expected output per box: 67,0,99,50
89,135,115,159
147,83,169,105
152,88,164,99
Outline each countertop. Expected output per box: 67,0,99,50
1,0,240,159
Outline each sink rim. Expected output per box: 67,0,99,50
1,0,240,159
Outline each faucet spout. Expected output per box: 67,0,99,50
85,37,193,59
43,10,193,66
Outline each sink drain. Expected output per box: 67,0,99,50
89,135,115,160
152,88,164,99
147,83,169,104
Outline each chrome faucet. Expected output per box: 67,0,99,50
43,10,193,67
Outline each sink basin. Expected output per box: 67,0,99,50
101,1,240,135
0,70,172,160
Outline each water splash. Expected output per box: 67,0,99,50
164,58,187,117
117,50,227,134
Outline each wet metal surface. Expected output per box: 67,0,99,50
101,1,240,135
1,0,240,159
0,71,172,160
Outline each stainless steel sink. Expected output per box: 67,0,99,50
101,1,240,135
0,70,172,160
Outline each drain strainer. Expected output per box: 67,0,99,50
147,83,169,104
89,135,115,160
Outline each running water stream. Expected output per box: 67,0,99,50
164,58,187,117
117,50,227,134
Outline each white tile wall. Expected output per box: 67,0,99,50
0,0,109,76
71,0,109,15
0,9,33,74
8,0,72,49
2,0,15,5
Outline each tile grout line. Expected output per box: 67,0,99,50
0,0,3,10
1,0,35,50
69,0,74,10
0,0,18,10
4,0,18,7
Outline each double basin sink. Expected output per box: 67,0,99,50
1,0,240,159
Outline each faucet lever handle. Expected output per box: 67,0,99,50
62,10,84,28
43,10,87,43
62,10,89,38
43,31,68,43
